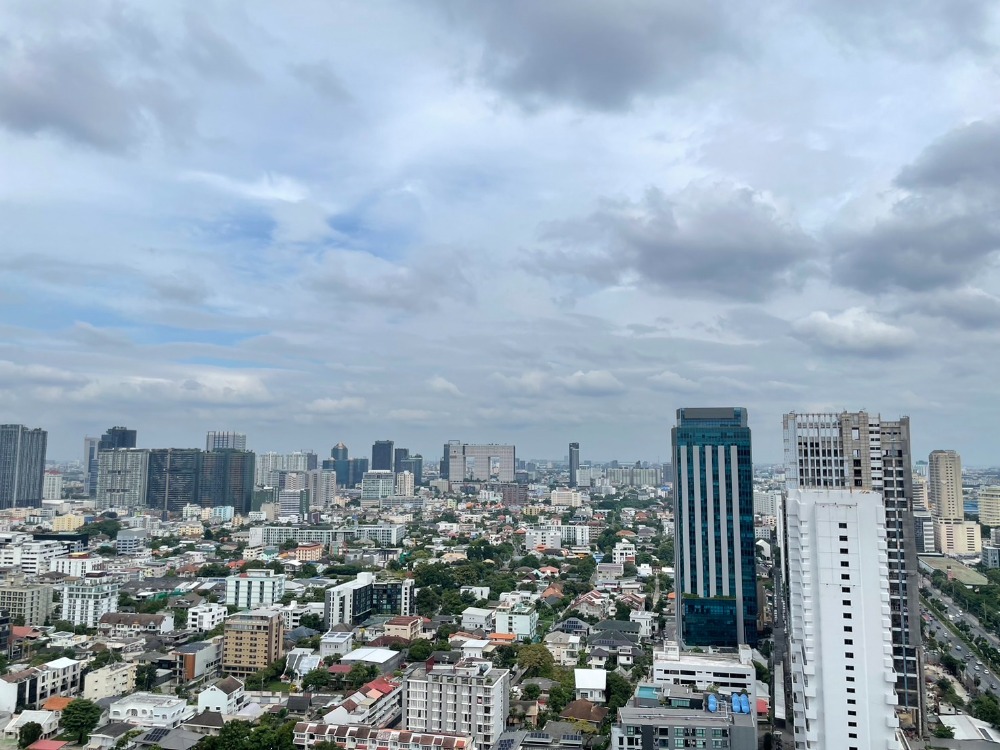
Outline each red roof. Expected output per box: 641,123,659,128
29,742,68,750
328,664,353,674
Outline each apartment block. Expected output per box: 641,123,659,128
83,661,137,701
60,573,120,627
225,569,286,608
223,609,283,678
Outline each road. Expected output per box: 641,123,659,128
923,598,1000,696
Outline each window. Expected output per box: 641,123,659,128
839,523,847,529
844,639,853,645
841,574,850,580
845,652,854,658
841,561,849,567
840,548,849,554
844,626,853,632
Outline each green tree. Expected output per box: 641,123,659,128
493,645,519,669
933,724,955,738
547,684,573,713
61,699,103,743
299,613,323,631
408,640,434,661
18,722,42,749
415,587,440,617
198,563,231,577
301,668,332,691
136,662,158,691
606,671,633,714
517,644,555,678
522,683,541,700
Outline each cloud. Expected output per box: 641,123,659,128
539,182,816,301
182,12,258,83
648,370,700,391
427,376,463,397
388,408,433,422
560,370,625,396
308,396,367,414
446,0,748,111
183,171,310,203
791,307,916,355
831,120,1000,294
290,60,352,103
911,287,1000,330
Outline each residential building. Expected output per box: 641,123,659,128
197,676,246,714
398,455,424,485
205,432,247,451
574,669,606,703
494,601,538,641
115,528,148,555
785,488,899,750
935,519,982,555
372,440,395,472
549,489,584,508
174,636,224,684
395,471,415,497
0,541,66,577
0,424,47,509
108,693,197,728
2,710,59,741
0,657,84,712
225,569,286,608
96,449,149,511
384,616,423,641
252,523,406,548
293,724,474,750
442,442,516,483
324,572,414,628
199,449,255,514
99,426,137,451
611,540,636,566
979,487,1000,527
0,581,53,625
543,632,581,667
60,573,120,627
342,647,402,674
223,609,283,678
84,436,100,499
320,631,354,658
782,411,923,724
52,514,85,532
524,529,562,551
568,443,580,488
322,676,402,727
42,471,62,501
928,450,963,521
673,407,757,647
983,545,1000,570
83,661,137,701
613,703,756,750
305,469,338,510
98,612,174,638
361,470,396,500
913,511,936,555
403,659,509,748
50,554,102,578
146,448,202,513
461,607,495,633
651,643,756,706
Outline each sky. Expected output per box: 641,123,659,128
3,1,1000,465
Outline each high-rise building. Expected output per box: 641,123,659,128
96,449,150,511
205,431,247,452
0,580,53,626
225,569,286,608
398,455,424,485
324,572,414,628
395,471,415,497
84,436,101,498
979,487,1000,527
331,442,349,461
442,442,516,482
403,659,510,748
393,447,409,473
928,450,963,520
199,450,255,513
372,440,394,471
785,488,900,750
672,408,757,647
99,426,137,451
782,411,923,726
305,468,338,510
361,470,396,500
568,442,580,488
61,572,120,627
0,424,47,509
145,448,202,513
347,457,369,488
42,471,63,501
255,451,318,485
223,609,283,677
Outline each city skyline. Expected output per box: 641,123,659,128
2,4,1000,467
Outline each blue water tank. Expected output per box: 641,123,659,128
707,694,717,713
731,693,740,713
740,694,751,714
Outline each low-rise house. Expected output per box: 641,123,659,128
108,693,197,728
460,607,494,633
85,723,135,750
574,669,607,704
384,616,422,641
3,710,60,740
570,591,612,621
98,613,175,638
322,677,402,727
196,677,245,715
319,631,354,658
559,699,608,728
0,658,84,713
83,662,137,701
293,723,475,750
543,632,581,667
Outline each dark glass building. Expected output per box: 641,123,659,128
372,440,394,471
99,426,137,451
399,455,424,485
672,407,757,647
331,442,349,461
146,448,202,513
568,442,580,488
0,424,47,509
200,449,255,513
393,447,410,473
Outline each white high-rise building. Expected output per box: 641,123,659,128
403,659,509,748
928,450,963,521
395,470,415,497
361,470,396,500
225,569,286,608
206,431,247,451
42,471,63,501
61,573,120,627
979,486,1000,527
306,469,338,509
443,441,516,483
786,489,899,750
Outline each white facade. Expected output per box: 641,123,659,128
96,448,149,510
611,540,637,565
225,569,286,607
652,643,756,715
187,603,229,632
403,660,509,748
445,442,516,483
934,519,982,555
928,450,963,521
51,555,103,578
786,489,899,750
461,606,495,632
108,692,197,728
83,661,137,700
493,602,537,640
197,678,246,714
42,472,63,501
361,471,396,500
306,469,339,510
395,471,415,497
0,540,66,577
549,488,583,507
524,528,562,551
979,486,1000,527
61,573,120,627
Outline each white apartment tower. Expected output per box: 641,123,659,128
361,470,396,500
928,450,963,520
403,659,509,748
783,411,923,726
786,489,900,750
61,573,120,627
395,470,415,497
96,449,150,510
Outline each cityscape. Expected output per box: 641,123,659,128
0,413,998,748
3,3,1000,750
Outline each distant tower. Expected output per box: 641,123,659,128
206,431,247,452
84,436,100,498
372,440,394,471
673,407,757,647
99,426,136,451
331,442,349,461
928,450,963,520
394,447,410,474
568,442,580,488
0,424,48,509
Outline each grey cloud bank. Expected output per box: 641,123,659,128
2,1,1000,465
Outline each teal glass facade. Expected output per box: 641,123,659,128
672,407,758,647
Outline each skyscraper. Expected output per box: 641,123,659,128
928,450,962,520
146,448,202,513
568,442,580,488
786,488,900,749
96,448,150,511
393,447,410,473
84,436,100,498
672,408,757,647
331,442,348,461
199,449,255,513
783,411,923,726
442,442,516,482
0,424,47,509
205,431,247,452
372,440,394,471
399,454,423,485
99,426,137,451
